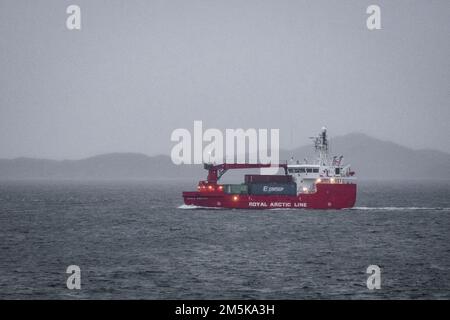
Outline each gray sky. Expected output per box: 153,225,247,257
0,0,449,159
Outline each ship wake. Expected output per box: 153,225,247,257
351,206,450,211
177,204,224,210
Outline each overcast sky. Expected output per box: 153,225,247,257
0,0,449,159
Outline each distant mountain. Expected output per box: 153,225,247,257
0,133,449,180
0,153,204,180
281,133,450,180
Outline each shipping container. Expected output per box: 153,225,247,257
248,182,297,195
223,184,248,194
244,174,293,184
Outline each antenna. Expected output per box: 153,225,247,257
311,127,329,166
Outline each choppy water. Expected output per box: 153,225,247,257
0,180,449,299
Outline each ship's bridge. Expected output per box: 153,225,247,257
288,163,355,193
287,164,320,175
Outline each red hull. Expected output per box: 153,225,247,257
183,183,356,210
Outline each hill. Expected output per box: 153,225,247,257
0,133,449,180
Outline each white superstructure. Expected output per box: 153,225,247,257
288,127,356,194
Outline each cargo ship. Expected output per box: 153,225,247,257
182,127,356,209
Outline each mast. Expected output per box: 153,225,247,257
312,127,329,166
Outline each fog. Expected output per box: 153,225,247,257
0,0,449,159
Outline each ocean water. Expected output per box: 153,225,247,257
0,180,449,299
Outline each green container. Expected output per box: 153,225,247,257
224,184,248,194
